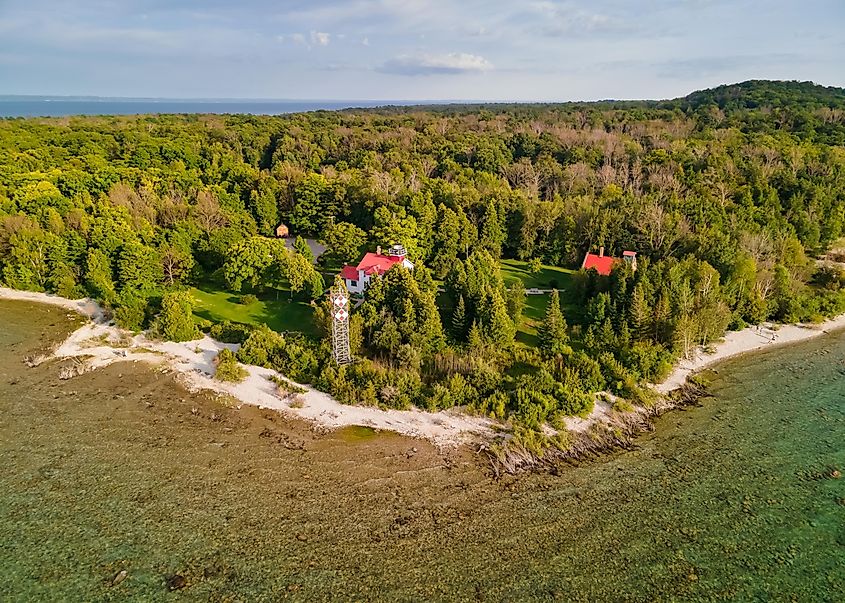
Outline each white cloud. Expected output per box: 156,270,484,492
310,31,331,46
379,52,492,75
529,1,625,37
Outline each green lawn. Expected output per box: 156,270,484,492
499,259,585,346
189,282,317,337
500,259,576,290
516,294,546,347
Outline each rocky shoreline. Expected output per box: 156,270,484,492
483,381,711,476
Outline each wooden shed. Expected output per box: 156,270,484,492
275,223,289,238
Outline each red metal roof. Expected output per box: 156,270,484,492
356,252,404,276
341,252,406,282
582,253,616,276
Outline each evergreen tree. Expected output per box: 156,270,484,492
451,294,467,341
482,288,515,345
506,280,526,325
467,320,484,351
398,297,417,340
480,200,505,257
539,290,569,357
652,292,671,344
293,235,315,263
152,291,200,342
360,266,445,357
430,204,461,277
117,241,162,294
628,282,651,341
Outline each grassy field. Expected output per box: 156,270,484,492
500,260,584,346
189,282,317,337
515,294,546,347
500,259,576,290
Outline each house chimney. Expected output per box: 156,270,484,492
599,246,604,257
376,245,382,255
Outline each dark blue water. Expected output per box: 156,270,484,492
0,98,425,118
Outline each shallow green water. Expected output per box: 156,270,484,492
1,300,843,601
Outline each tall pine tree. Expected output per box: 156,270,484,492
482,288,515,345
628,282,651,341
451,294,467,341
539,290,569,357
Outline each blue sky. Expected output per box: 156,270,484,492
1,0,842,100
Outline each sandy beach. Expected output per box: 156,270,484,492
4,286,845,446
1,288,495,447
655,315,845,393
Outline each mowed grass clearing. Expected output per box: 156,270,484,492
189,282,317,337
500,259,577,290
499,260,584,347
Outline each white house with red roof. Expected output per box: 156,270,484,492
581,247,637,276
341,244,414,294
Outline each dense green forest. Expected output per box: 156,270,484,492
2,80,845,449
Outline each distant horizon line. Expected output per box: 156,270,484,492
0,94,633,105
2,79,840,109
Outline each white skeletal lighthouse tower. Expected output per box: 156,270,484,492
330,284,352,365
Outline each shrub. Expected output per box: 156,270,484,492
613,398,635,413
215,348,247,382
209,320,252,344
426,384,453,412
50,264,84,299
239,294,258,305
268,374,307,396
481,391,508,419
568,351,605,392
237,325,285,367
624,341,675,383
557,387,594,418
510,424,550,458
113,294,148,332
278,339,318,382
152,291,200,342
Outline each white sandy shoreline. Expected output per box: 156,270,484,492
4,287,845,446
655,315,845,393
1,287,496,447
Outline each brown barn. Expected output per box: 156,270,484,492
275,223,289,238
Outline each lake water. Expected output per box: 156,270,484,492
0,98,423,118
0,299,842,601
